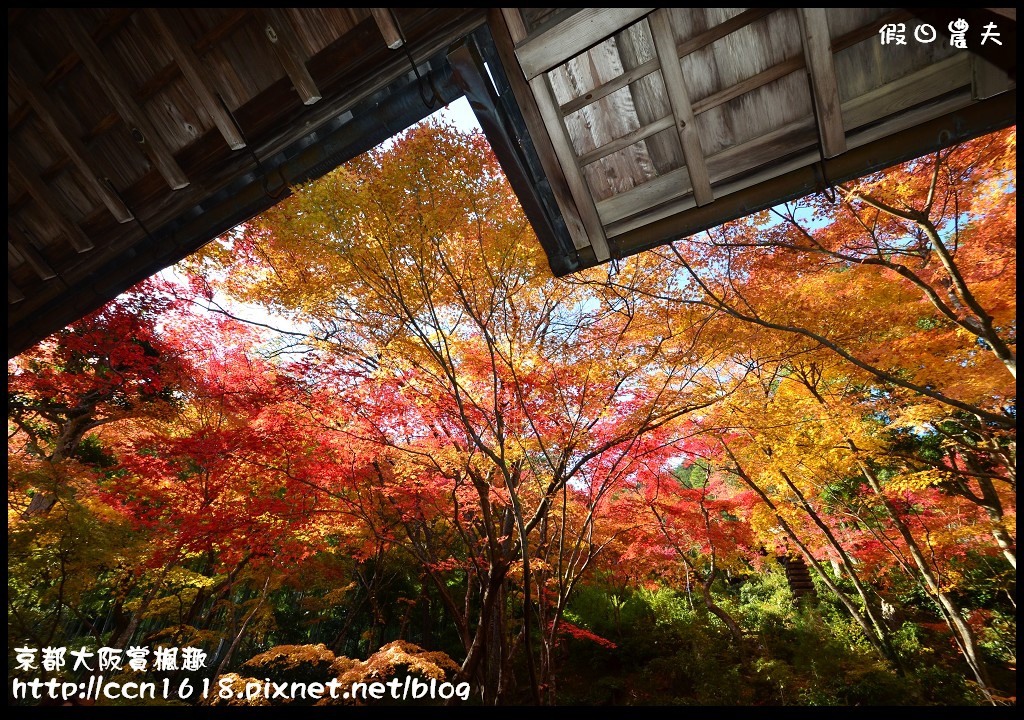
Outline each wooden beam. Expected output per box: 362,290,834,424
9,279,25,305
845,89,977,153
8,152,95,253
494,8,594,255
559,57,659,116
842,54,972,131
256,8,322,105
560,8,876,125
145,8,247,150
577,115,675,167
972,54,1014,100
497,9,610,259
8,50,134,223
516,8,654,81
799,8,846,158
370,8,404,50
529,71,613,261
692,56,804,115
649,9,713,206
559,9,778,117
675,8,776,58
8,230,58,281
598,116,818,229
49,10,191,190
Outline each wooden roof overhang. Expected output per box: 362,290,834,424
7,8,1017,359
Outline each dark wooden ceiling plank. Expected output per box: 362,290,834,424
145,9,247,151
9,53,135,224
9,102,32,131
40,8,136,90
9,152,95,254
193,10,254,55
255,8,323,105
798,8,847,158
649,9,713,206
370,8,405,50
516,8,655,81
49,10,191,191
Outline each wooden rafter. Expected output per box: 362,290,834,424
144,8,247,150
798,8,846,158
255,8,322,105
677,7,777,57
493,8,593,256
843,54,972,132
577,116,676,168
559,9,776,117
48,10,191,190
649,9,713,206
370,8,405,50
693,57,805,115
8,228,58,282
515,8,654,81
565,13,925,174
8,152,95,254
529,70,613,260
8,51,134,224
599,53,976,236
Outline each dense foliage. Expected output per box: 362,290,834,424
8,120,1015,706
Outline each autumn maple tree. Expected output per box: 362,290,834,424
181,120,742,703
9,121,1014,706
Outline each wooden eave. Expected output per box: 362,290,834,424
7,8,1017,358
